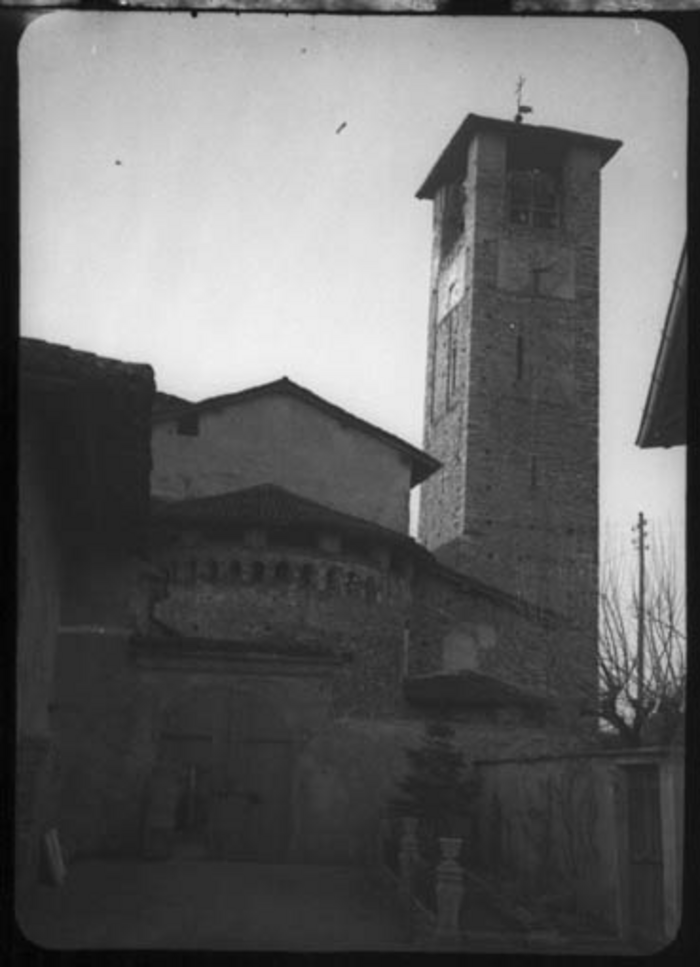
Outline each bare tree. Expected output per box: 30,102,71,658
597,520,686,747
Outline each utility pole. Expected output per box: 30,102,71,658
632,512,649,714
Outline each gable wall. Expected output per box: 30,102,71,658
151,394,412,533
410,569,595,719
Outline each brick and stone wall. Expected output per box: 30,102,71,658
419,127,602,637
44,553,595,864
410,565,596,721
152,540,411,718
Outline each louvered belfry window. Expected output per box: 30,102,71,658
508,167,560,229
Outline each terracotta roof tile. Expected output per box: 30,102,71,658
403,670,552,710
152,483,417,549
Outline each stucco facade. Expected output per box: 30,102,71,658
151,382,437,534
17,338,155,894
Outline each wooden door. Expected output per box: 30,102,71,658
626,764,664,946
214,690,294,862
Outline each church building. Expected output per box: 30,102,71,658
17,112,621,880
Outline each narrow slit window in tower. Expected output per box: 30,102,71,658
516,334,524,380
530,455,538,490
447,313,459,402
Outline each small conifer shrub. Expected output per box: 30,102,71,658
389,719,479,843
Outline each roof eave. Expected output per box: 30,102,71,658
636,242,687,449
150,483,423,553
417,113,622,201
403,671,551,711
152,376,440,483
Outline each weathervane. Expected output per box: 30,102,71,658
514,75,534,124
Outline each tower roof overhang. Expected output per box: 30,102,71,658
416,113,622,201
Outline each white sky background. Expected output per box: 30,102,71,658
20,13,686,567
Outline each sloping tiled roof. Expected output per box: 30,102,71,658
21,337,153,388
417,113,622,200
152,376,440,487
403,670,551,711
21,337,155,546
131,632,349,667
152,483,418,550
636,240,687,448
154,390,190,415
153,485,566,623
424,556,567,627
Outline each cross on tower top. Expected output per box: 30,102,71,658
514,75,533,124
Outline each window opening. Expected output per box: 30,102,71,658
446,312,459,402
516,335,524,380
506,138,562,230
440,181,465,259
508,169,560,228
176,412,200,436
274,561,290,583
530,455,538,489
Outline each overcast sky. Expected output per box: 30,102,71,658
20,13,686,559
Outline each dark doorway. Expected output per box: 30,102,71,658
158,686,295,863
160,733,213,859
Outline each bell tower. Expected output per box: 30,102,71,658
417,114,621,630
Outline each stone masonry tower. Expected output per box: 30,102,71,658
418,114,621,635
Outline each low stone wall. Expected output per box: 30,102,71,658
290,716,577,866
472,748,685,942
474,753,619,933
291,718,422,864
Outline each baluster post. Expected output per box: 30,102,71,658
398,817,419,937
435,836,464,946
